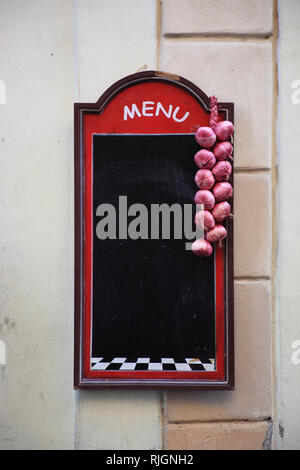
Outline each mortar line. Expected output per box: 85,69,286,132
234,277,271,282
167,417,273,425
234,168,271,174
72,0,80,102
156,0,162,71
162,34,274,43
271,0,279,451
161,391,168,450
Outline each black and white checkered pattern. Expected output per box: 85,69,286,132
91,357,215,372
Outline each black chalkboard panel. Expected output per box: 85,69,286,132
92,134,215,363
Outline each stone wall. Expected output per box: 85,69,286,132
160,0,276,450
1,0,299,450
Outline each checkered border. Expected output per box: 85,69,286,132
91,357,215,372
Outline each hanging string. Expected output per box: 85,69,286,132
209,95,219,131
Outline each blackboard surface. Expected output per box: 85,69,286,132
92,134,216,364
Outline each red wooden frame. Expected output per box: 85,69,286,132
74,71,234,389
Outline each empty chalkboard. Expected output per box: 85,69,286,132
92,134,216,367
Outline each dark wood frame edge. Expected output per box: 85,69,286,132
74,70,234,390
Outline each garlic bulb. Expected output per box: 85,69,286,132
195,169,215,190
214,120,234,141
212,201,231,222
195,210,215,231
212,182,233,202
213,141,233,161
194,149,216,169
195,126,217,148
191,238,213,257
194,190,215,211
212,161,232,182
206,225,227,243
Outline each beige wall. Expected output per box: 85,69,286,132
0,0,76,449
0,0,299,450
276,0,300,450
